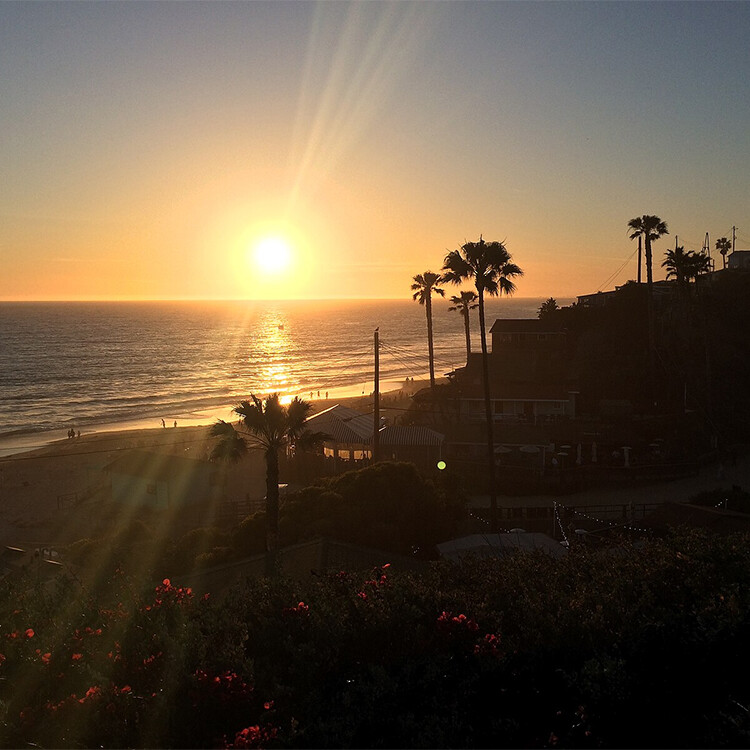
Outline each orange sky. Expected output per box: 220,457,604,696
2,2,748,301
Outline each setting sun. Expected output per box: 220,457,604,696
253,236,293,275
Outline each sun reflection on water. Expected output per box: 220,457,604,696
252,309,295,400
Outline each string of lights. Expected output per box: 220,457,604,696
565,505,650,534
553,501,569,546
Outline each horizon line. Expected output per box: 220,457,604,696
0,295,576,304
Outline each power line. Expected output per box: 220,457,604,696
597,247,638,292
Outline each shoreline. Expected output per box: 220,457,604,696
0,377,425,460
0,381,425,547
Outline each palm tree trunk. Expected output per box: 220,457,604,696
463,309,471,363
477,290,497,531
426,294,435,387
645,236,656,408
265,447,280,555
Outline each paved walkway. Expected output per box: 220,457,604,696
469,451,750,509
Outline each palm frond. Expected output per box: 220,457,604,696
294,429,331,452
411,270,444,303
441,250,472,283
286,397,313,438
209,420,248,464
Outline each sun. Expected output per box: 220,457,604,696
252,236,293,275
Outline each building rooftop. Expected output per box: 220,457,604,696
490,318,565,333
305,404,374,444
438,532,567,560
377,425,444,447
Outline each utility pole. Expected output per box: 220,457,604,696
637,235,642,284
732,226,737,254
373,328,380,463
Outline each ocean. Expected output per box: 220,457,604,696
0,297,567,450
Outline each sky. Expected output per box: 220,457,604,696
1,1,749,301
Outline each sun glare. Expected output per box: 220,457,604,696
253,236,293,275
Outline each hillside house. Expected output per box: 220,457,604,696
449,319,578,423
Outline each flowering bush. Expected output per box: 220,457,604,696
0,529,750,747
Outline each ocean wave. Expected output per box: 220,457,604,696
0,298,561,440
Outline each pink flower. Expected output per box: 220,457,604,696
25,628,34,639
71,653,82,661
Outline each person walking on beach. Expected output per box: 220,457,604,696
161,418,165,428
173,420,177,428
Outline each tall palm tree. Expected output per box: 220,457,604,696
210,393,314,554
411,271,445,387
716,237,731,269
442,237,523,530
448,290,479,362
628,215,669,292
627,215,669,384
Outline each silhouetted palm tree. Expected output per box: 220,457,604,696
662,246,710,286
628,216,669,380
537,297,559,320
628,215,669,292
411,271,445,387
448,290,479,362
716,237,731,269
442,237,523,530
210,394,315,554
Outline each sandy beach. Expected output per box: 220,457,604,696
3,376,746,552
0,383,423,548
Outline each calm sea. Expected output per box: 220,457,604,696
0,298,566,444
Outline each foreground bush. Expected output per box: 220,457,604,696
1,529,750,747
281,461,464,556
